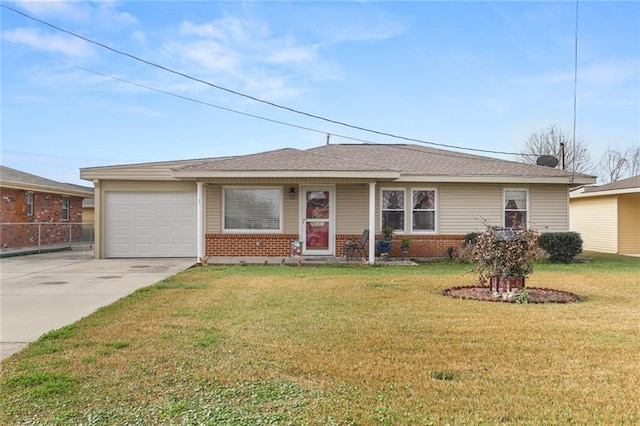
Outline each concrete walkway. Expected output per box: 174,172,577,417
0,250,195,361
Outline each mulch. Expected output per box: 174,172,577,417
443,286,580,303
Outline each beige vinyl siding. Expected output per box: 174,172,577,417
100,180,195,192
570,196,618,253
282,186,299,234
335,184,369,234
81,161,195,181
618,194,640,254
530,184,569,232
439,183,502,234
205,185,221,234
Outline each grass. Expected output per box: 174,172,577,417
1,252,639,424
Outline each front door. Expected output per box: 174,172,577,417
301,187,334,256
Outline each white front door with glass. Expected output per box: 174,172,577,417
301,187,334,255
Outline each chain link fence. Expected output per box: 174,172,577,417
0,222,94,256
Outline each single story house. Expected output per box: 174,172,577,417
79,143,595,263
0,165,94,252
570,175,640,255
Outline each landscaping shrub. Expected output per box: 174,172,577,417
538,232,583,263
463,232,481,244
454,232,481,263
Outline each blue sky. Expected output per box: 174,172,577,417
2,1,639,186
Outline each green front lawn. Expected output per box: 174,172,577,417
2,253,639,424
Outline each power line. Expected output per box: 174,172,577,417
41,55,524,166
3,4,528,157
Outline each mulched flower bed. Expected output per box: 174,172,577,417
443,286,580,304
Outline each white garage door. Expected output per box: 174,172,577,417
106,192,197,258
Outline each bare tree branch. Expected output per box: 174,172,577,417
516,124,593,174
598,147,629,183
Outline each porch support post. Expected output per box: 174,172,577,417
196,181,205,263
368,182,376,265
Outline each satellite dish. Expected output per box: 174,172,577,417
536,155,559,168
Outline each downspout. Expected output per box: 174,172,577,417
196,182,205,263
369,182,376,264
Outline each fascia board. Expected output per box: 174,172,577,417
570,187,640,198
395,175,597,185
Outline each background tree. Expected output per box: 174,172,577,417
517,124,593,174
625,144,640,177
597,144,640,183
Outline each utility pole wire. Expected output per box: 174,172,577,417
5,4,540,158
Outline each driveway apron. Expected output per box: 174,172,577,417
0,250,195,360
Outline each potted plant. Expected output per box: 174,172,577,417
472,224,539,293
400,237,411,255
382,225,395,241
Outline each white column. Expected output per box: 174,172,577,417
369,182,376,264
196,182,205,263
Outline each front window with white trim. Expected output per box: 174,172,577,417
381,189,405,232
223,188,282,232
504,189,528,228
412,189,436,232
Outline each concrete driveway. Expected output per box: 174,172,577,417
0,250,195,360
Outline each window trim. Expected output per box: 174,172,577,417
25,192,34,216
503,188,529,228
61,196,70,221
222,186,283,233
410,187,437,234
380,188,407,234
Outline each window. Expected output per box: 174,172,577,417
223,188,282,232
381,189,405,232
62,196,70,221
504,189,528,228
25,192,33,216
412,189,436,232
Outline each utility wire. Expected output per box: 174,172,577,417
3,4,528,157
42,55,528,166
571,0,579,182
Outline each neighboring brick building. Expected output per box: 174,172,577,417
0,165,93,252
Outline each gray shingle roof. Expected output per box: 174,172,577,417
0,165,93,196
583,175,640,193
175,143,594,181
176,148,395,172
308,144,584,178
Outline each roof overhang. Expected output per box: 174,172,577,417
570,186,640,198
0,181,93,197
396,175,596,185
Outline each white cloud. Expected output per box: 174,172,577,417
180,17,251,42
11,0,92,22
2,27,92,57
266,46,318,65
166,40,240,75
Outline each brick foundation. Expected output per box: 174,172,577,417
205,233,464,258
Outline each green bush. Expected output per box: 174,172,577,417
464,232,481,244
538,232,583,263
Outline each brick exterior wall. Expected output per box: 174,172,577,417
0,188,85,250
205,232,465,258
